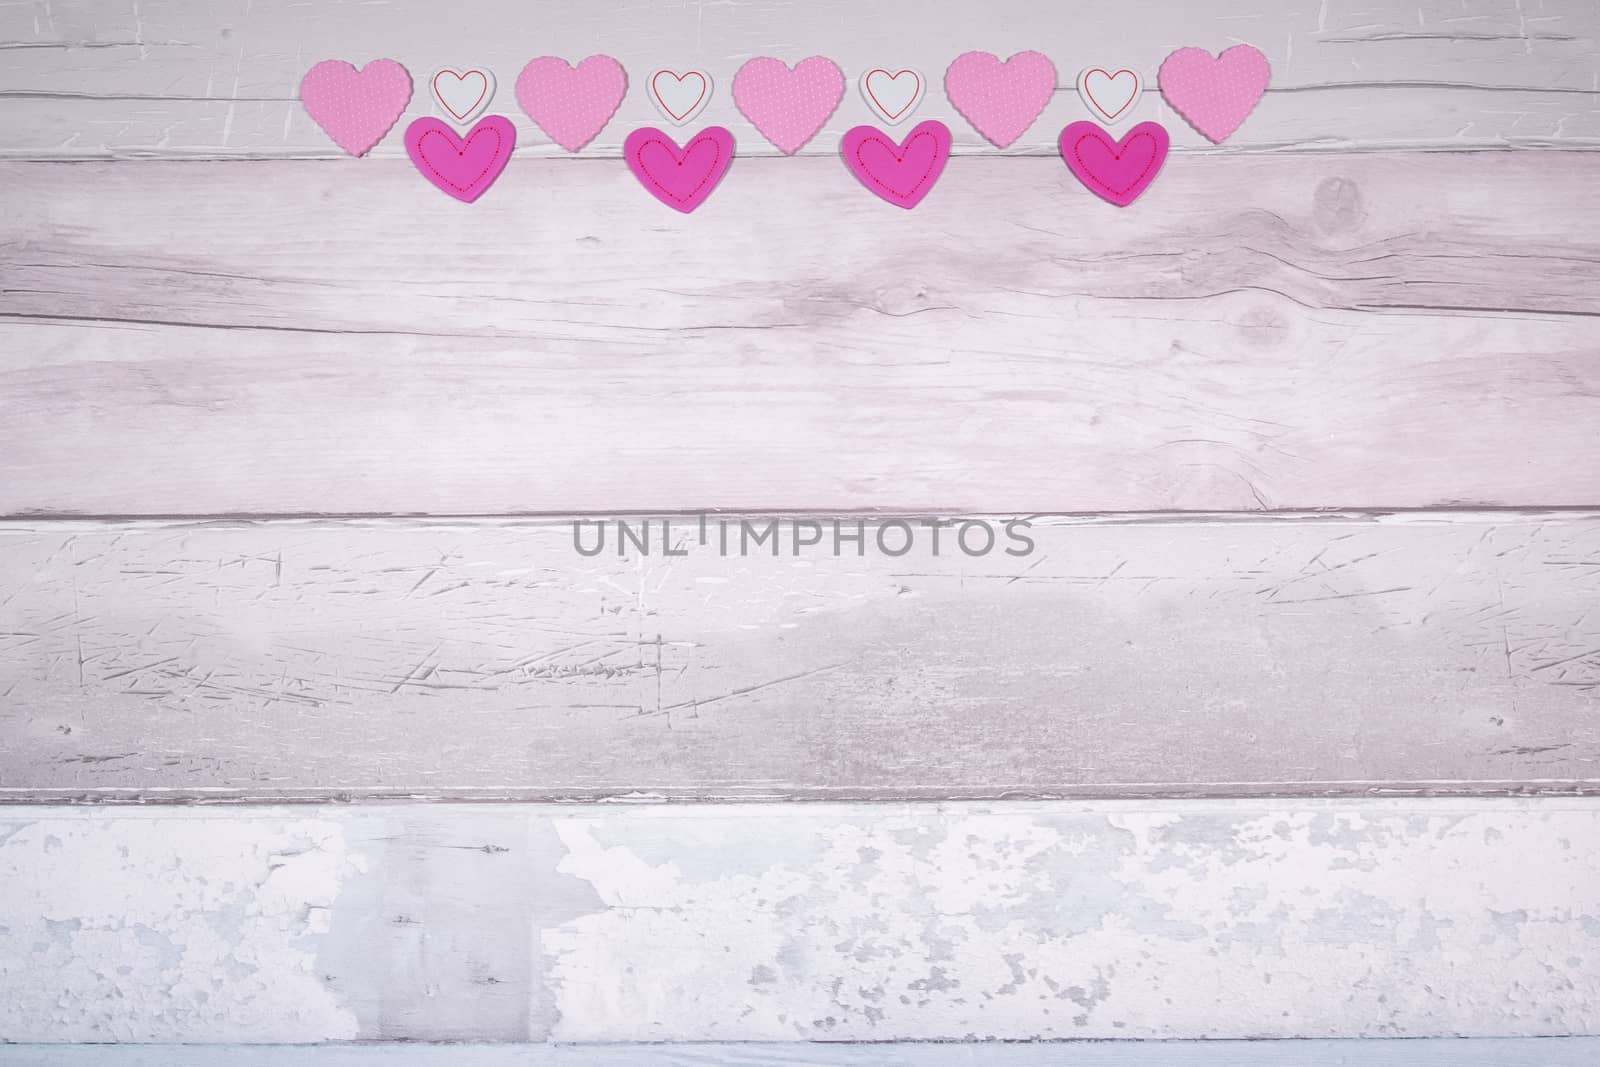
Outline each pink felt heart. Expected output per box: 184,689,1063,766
1058,121,1169,207
515,55,627,152
1157,45,1270,143
840,120,951,210
943,50,1057,149
732,56,845,155
299,59,413,156
405,116,517,202
624,126,736,213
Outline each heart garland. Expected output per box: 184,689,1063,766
300,46,1267,209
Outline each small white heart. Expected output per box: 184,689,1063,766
1077,67,1142,124
860,68,925,126
649,69,714,126
432,67,495,125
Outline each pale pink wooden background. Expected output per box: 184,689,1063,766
1,0,1598,1048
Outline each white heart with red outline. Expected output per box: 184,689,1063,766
860,67,925,126
431,67,495,124
1077,67,1142,124
648,69,714,126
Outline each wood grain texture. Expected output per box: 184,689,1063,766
3,153,1598,516
2,800,1598,1042
4,0,1596,1054
3,513,1596,802
8,1040,1600,1066
1,0,1597,158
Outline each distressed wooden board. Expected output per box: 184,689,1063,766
1,0,1598,158
4,153,1599,516
7,1040,1600,1066
1,800,1598,1042
3,513,1597,802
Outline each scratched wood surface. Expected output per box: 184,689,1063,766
9,1041,1600,1066
2,0,1598,158
4,151,1599,515
2,800,1598,1042
3,513,1597,801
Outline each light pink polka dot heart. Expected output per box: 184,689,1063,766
299,59,413,157
1157,44,1271,143
515,55,628,153
943,50,1058,149
732,56,846,155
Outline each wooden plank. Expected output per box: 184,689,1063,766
8,1039,1600,1066
1,800,1598,1041
3,153,1598,516
3,512,1597,802
0,0,1597,158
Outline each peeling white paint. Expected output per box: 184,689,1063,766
0,815,361,1042
2,803,1597,1042
539,804,1600,1041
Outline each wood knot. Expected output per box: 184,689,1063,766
1313,177,1366,235
1237,305,1292,349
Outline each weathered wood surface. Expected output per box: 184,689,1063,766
1,800,1597,1042
1,0,1598,158
8,1040,1600,1066
4,153,1598,516
3,513,1596,802
3,0,1597,1056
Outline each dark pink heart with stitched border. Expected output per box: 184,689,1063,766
624,126,736,213
1058,120,1170,207
840,120,951,209
405,116,517,202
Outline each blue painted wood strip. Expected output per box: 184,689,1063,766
5,1039,1600,1066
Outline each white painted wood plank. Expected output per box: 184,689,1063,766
3,513,1596,801
7,1039,1600,1066
3,154,1597,516
1,0,1597,158
1,800,1597,1041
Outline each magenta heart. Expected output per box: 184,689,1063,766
943,50,1057,149
299,59,412,157
515,55,628,152
405,116,517,202
1158,45,1270,143
732,56,845,155
1058,121,1170,207
840,121,951,210
624,126,736,213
